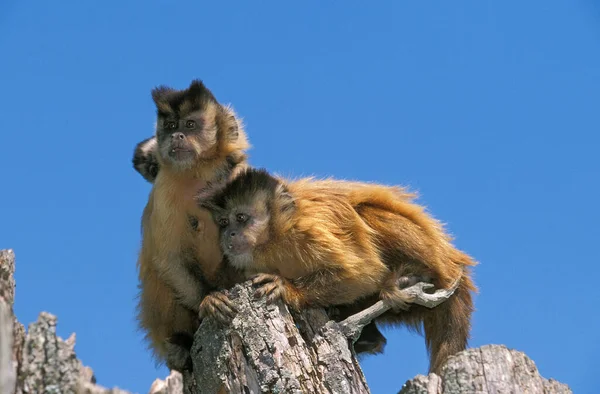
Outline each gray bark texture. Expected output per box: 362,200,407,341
1,249,574,394
0,249,133,394
190,282,370,394
398,344,572,394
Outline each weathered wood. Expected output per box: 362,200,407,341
1,249,17,394
398,344,572,394
0,250,132,394
191,281,371,394
339,280,460,344
1,299,16,394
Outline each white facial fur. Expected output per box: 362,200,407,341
225,251,254,270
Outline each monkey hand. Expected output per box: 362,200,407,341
198,291,237,325
252,273,290,304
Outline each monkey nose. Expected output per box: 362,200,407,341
230,231,236,237
171,132,185,140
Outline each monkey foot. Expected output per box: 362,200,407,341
354,321,387,355
381,274,435,311
165,332,194,372
199,291,237,325
396,274,432,290
252,273,287,304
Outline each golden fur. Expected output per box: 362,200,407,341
205,169,477,374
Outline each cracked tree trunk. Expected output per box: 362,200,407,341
399,344,572,394
190,282,370,394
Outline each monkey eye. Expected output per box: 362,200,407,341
218,218,229,227
164,121,177,130
185,120,196,128
236,213,248,223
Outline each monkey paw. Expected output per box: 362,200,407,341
252,273,288,304
199,291,237,325
165,332,194,372
380,287,412,312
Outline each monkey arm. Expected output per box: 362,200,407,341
253,266,382,311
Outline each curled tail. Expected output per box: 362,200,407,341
423,267,475,374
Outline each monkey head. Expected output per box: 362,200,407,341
201,168,295,270
132,136,160,183
150,79,249,173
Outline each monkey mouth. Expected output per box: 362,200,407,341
168,147,194,161
226,243,252,256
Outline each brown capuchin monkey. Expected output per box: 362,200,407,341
201,168,478,374
135,79,250,372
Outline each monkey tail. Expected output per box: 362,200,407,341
423,262,475,374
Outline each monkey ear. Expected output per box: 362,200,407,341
274,183,295,214
222,106,239,141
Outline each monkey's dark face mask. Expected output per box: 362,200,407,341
156,118,201,168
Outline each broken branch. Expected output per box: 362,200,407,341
339,278,461,342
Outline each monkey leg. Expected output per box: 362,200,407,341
137,267,198,372
354,321,387,355
198,291,238,325
252,266,389,311
165,331,194,372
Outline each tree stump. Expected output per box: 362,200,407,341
191,281,371,394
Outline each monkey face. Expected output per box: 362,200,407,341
151,80,222,171
214,201,271,269
203,193,271,270
201,168,294,269
155,112,218,169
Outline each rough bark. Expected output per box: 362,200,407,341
191,281,370,394
0,249,132,394
399,344,572,394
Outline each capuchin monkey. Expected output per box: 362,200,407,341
135,79,249,372
201,168,478,374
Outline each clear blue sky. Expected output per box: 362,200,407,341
1,1,598,393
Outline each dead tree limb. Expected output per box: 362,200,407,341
339,280,460,343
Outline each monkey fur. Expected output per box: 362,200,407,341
132,135,402,360
135,80,249,371
201,168,477,374
132,136,160,183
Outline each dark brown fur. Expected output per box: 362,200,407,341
203,168,477,374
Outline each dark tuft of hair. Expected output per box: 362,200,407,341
151,79,219,116
205,168,282,210
151,85,175,103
